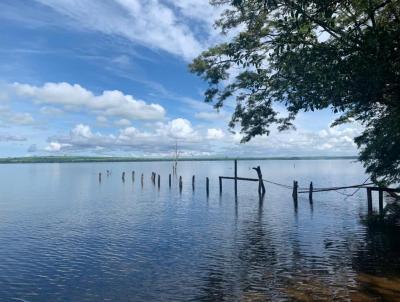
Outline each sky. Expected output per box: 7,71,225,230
0,0,361,158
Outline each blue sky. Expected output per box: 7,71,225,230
0,0,360,157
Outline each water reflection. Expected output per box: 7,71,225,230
0,160,398,301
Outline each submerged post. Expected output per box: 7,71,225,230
158,174,160,189
122,172,125,182
99,172,102,183
132,171,135,182
378,189,383,215
179,176,182,192
252,166,266,197
234,160,238,197
309,182,313,203
219,176,222,194
367,188,372,214
141,173,144,187
292,180,298,202
192,175,195,191
206,177,209,197
169,174,171,188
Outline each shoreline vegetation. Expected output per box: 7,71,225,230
0,156,358,164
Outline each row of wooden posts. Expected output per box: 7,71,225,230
98,160,396,215
99,170,211,196
98,160,312,202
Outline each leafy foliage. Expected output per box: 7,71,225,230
190,0,400,184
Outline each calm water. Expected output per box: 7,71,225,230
0,160,399,301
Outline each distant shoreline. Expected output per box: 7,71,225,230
0,156,358,164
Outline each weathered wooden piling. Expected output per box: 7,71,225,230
122,172,125,182
141,173,144,187
367,188,372,214
169,174,171,188
252,166,266,196
219,176,222,194
206,177,209,197
292,180,298,202
132,171,135,182
234,160,238,197
158,174,160,188
379,189,383,215
179,176,182,192
192,175,195,191
309,182,313,203
99,172,102,182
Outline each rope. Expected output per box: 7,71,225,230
262,179,294,190
261,177,374,196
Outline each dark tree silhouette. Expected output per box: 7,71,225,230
190,0,400,184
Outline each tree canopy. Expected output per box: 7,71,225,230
190,0,400,184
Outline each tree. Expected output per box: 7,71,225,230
190,0,400,184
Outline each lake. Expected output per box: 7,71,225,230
0,160,399,301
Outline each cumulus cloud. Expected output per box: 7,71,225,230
45,118,206,154
45,142,71,151
226,125,362,156
12,82,166,120
42,118,362,156
156,118,198,140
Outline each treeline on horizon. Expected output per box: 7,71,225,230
0,155,358,164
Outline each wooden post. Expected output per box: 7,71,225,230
234,160,238,197
192,175,195,191
179,176,182,192
206,177,209,197
367,188,372,214
158,174,160,189
122,172,125,182
132,171,135,182
309,182,313,203
219,176,222,194
99,172,102,182
252,166,266,196
378,189,383,215
292,181,298,202
169,174,171,188
141,173,144,187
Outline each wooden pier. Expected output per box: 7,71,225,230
97,160,399,216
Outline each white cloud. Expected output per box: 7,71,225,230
40,106,64,116
96,116,108,124
12,82,166,121
0,105,35,125
156,118,197,140
207,128,224,140
35,0,210,60
114,118,131,127
45,141,71,151
46,118,205,154
71,124,93,139
43,119,362,157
